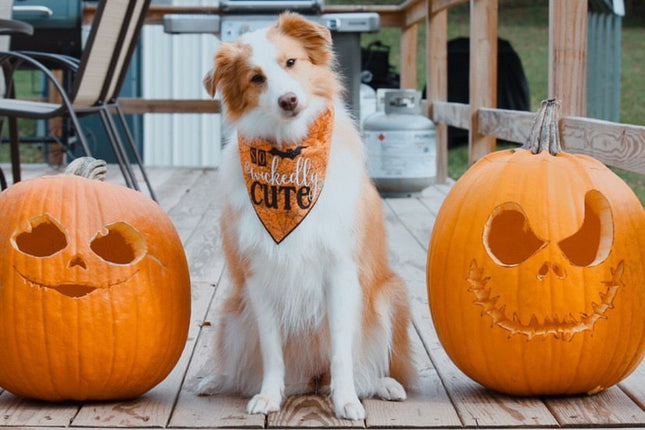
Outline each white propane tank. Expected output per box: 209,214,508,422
362,89,437,196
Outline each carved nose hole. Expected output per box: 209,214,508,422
537,262,549,280
552,263,566,279
68,254,87,270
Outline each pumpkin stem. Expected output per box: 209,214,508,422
64,157,107,181
523,99,564,155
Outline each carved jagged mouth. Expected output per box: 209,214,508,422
467,260,624,341
15,269,139,298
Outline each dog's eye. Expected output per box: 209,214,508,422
286,58,296,68
251,74,265,84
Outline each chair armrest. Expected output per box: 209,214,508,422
0,18,33,36
17,51,80,72
0,50,74,109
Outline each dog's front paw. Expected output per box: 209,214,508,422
247,394,282,414
192,374,225,396
334,396,365,420
377,377,407,401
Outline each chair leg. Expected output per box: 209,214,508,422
98,108,136,189
0,167,6,190
67,109,92,157
114,103,157,202
9,116,20,184
103,108,141,192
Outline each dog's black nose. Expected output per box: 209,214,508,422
278,93,298,112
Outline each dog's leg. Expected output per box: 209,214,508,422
246,279,285,414
327,263,365,420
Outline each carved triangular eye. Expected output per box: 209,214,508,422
12,214,68,257
484,202,546,266
90,222,147,265
558,190,613,267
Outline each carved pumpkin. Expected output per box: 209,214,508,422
0,159,191,401
427,100,645,395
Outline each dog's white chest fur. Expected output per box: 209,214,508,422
219,107,363,334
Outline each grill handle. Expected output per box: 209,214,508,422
12,6,53,18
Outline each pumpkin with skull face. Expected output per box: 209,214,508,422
0,166,190,401
427,100,645,395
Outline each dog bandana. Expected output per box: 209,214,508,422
238,107,334,244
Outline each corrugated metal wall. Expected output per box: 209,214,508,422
141,0,221,167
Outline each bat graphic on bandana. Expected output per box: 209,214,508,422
269,146,307,160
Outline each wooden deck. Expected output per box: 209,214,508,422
1,164,644,429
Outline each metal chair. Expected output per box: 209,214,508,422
0,0,33,189
0,0,156,201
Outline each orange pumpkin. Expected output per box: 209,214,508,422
427,100,645,395
0,160,191,401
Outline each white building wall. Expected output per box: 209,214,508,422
141,1,221,167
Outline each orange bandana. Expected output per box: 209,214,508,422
238,107,334,244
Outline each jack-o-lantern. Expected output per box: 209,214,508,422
0,159,191,401
427,100,645,395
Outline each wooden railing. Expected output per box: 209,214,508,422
85,1,645,182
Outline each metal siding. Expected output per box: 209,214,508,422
142,1,221,167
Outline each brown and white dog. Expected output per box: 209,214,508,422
198,12,415,420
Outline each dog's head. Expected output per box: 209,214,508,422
204,13,339,142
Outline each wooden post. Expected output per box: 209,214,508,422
426,1,448,184
400,23,419,89
468,0,498,164
549,0,587,117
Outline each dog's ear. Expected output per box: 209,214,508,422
203,68,216,98
276,12,333,66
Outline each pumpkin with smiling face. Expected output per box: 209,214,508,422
427,100,645,395
0,163,190,401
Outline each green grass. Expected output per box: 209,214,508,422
359,0,644,205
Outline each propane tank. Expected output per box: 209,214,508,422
362,89,437,196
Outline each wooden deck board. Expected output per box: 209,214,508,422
382,201,561,427
0,166,642,429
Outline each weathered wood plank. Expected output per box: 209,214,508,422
382,203,560,427
119,99,221,115
619,361,645,409
420,185,449,216
563,116,645,175
469,0,498,163
269,395,363,428
166,169,219,242
403,0,426,26
153,168,205,213
432,102,470,130
400,23,419,89
0,394,79,427
426,8,449,183
363,325,462,428
430,0,469,14
70,282,217,428
385,197,436,251
478,107,535,144
545,386,645,426
183,203,226,284
168,275,265,428
548,0,587,117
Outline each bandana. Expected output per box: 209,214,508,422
238,107,334,244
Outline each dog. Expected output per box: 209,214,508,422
198,12,415,420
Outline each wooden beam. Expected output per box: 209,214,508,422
468,0,498,164
83,4,404,28
562,116,645,175
433,102,471,129
549,0,588,116
477,108,645,175
426,2,448,184
404,0,428,26
119,99,221,114
400,23,419,89
431,0,469,14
